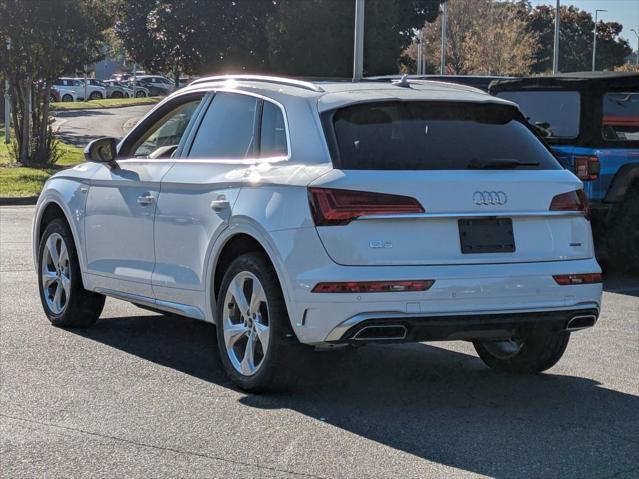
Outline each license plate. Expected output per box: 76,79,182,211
458,218,515,254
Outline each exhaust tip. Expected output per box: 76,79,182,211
353,325,407,341
566,314,596,331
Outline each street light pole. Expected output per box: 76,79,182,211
553,0,560,74
440,1,447,75
631,29,639,68
592,9,607,72
352,0,365,82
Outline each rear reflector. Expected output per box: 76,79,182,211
553,273,602,285
308,187,424,226
574,156,600,181
312,280,435,293
549,189,589,217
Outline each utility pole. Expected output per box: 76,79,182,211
592,9,607,71
4,37,11,144
440,1,447,75
352,0,365,81
553,0,560,74
630,29,639,68
83,65,88,101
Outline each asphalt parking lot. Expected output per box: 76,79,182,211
1,205,638,478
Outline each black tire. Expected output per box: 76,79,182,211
89,91,103,100
215,252,300,392
111,90,124,99
38,218,105,328
608,186,639,273
62,94,73,102
135,90,146,98
473,331,570,374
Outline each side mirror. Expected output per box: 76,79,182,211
84,137,119,168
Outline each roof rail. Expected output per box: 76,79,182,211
189,75,324,92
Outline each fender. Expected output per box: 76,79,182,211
604,163,639,203
33,179,90,282
203,217,299,331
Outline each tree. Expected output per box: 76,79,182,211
0,0,114,165
464,2,539,75
267,0,443,77
406,0,539,76
526,4,632,73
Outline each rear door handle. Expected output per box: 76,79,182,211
211,197,230,211
137,193,155,206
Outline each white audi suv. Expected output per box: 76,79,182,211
33,75,602,391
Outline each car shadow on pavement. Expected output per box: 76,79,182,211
74,313,639,478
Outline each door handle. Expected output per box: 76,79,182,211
210,195,230,211
137,193,155,206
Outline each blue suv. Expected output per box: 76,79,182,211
490,73,639,271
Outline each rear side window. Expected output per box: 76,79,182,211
329,101,560,170
188,93,258,159
495,90,580,138
260,101,288,157
602,92,639,142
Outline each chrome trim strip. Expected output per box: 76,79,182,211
95,288,205,320
357,211,584,221
565,314,598,332
324,303,600,342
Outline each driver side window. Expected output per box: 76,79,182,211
132,100,201,159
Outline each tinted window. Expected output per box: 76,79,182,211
496,90,580,138
602,92,639,142
132,100,201,158
330,101,560,170
260,101,288,157
188,93,258,159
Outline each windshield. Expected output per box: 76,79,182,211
495,90,581,139
329,101,560,170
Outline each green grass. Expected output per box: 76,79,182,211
50,96,160,111
0,127,85,197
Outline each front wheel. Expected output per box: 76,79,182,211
473,331,570,374
215,252,300,392
111,90,123,99
135,90,146,98
38,219,105,327
62,94,73,102
89,91,103,100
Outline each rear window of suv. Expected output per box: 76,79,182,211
328,101,560,170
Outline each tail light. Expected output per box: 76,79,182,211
312,280,435,293
574,155,599,181
549,189,589,218
308,187,424,226
553,273,602,285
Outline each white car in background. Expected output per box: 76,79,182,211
85,78,132,99
53,78,106,100
33,75,602,392
50,86,77,102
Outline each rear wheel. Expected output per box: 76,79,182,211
473,331,570,374
62,94,73,102
38,219,105,327
111,90,123,99
609,186,639,272
215,252,300,392
89,91,103,100
135,90,146,98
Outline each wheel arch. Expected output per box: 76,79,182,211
205,223,299,334
604,163,639,204
33,190,87,280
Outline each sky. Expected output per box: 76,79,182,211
528,0,639,46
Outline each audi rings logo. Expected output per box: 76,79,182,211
473,191,508,206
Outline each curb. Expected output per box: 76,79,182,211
0,196,38,206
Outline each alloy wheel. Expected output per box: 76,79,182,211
222,271,270,376
41,233,71,315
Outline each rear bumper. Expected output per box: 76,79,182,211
325,306,599,344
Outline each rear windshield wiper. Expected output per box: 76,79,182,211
467,158,540,169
